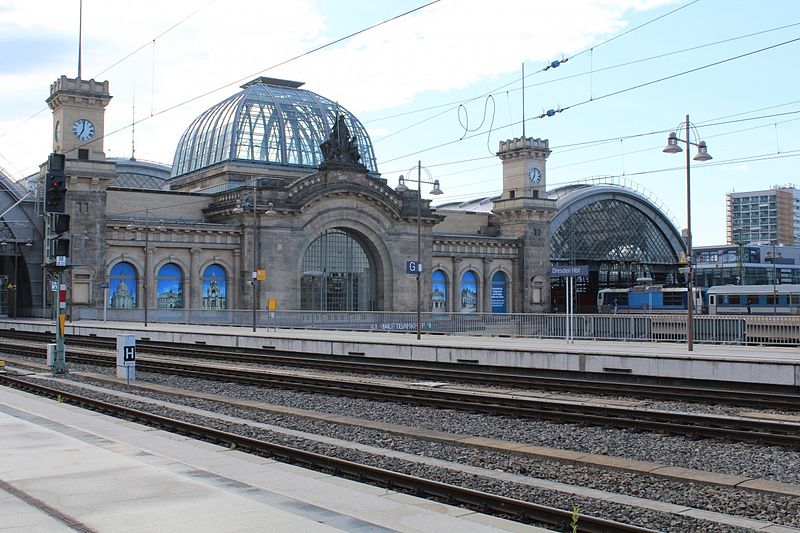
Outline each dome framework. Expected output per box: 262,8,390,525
171,77,377,177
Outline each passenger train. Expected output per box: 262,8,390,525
706,284,800,315
597,286,705,314
597,284,800,315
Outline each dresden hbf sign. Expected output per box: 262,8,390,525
550,265,589,277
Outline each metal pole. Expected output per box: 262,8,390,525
13,245,18,319
773,241,777,314
685,115,694,351
144,210,149,327
252,184,257,332
416,160,422,341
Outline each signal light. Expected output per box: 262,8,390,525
45,153,67,214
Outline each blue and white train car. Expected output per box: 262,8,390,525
597,286,704,313
706,284,800,315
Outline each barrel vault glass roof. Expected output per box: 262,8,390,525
550,195,681,265
171,77,377,177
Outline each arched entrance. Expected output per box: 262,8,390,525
300,229,376,311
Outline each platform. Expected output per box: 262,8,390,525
0,385,543,532
1,318,799,386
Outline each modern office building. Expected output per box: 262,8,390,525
726,186,800,246
0,73,691,318
694,243,800,288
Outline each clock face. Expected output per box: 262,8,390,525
72,118,95,141
528,167,542,184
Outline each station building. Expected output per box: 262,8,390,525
0,74,689,318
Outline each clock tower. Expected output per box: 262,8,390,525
43,74,117,312
493,137,557,313
47,75,112,161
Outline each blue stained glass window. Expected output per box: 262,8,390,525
157,263,184,309
202,264,227,310
109,262,137,308
460,271,478,313
432,270,448,313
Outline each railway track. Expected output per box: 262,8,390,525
2,329,799,410
0,374,657,533
4,339,800,448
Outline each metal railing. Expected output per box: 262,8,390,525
67,307,800,346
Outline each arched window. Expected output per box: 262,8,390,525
156,263,184,309
300,229,375,311
460,271,478,313
491,271,508,313
109,262,137,308
202,264,227,309
432,270,448,313
531,276,545,304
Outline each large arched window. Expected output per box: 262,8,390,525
460,271,478,313
432,270,448,313
491,271,508,313
109,262,137,308
300,229,375,311
156,263,184,309
202,264,227,309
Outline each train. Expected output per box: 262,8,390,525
597,284,800,315
597,285,705,314
706,284,800,315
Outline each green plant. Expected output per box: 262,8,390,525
570,505,580,533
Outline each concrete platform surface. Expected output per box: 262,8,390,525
0,386,547,533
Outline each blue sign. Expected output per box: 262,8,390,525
550,265,589,277
491,284,506,313
406,261,422,275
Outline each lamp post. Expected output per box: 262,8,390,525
128,210,164,327
396,161,443,340
233,183,275,332
663,114,712,351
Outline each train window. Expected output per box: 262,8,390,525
663,292,683,306
709,295,716,305
766,295,777,305
791,295,800,305
727,295,741,305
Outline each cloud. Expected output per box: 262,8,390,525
0,0,679,176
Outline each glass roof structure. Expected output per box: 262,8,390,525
548,184,685,265
111,158,171,190
171,77,377,178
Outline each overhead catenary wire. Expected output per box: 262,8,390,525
377,34,800,166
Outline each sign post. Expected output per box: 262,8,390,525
550,265,589,343
116,334,136,384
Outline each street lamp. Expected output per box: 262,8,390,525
233,183,275,332
663,114,712,351
396,160,443,340
127,210,165,327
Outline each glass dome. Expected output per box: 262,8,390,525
171,77,377,177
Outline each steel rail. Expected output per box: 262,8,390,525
1,330,799,411
0,374,656,533
3,341,800,448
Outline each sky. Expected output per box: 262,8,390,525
1,0,799,246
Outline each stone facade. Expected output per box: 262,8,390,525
45,74,560,316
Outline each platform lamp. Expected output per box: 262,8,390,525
662,114,712,351
128,210,165,327
396,161,443,340
233,182,276,332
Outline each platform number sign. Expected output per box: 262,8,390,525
123,345,136,364
406,261,422,275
